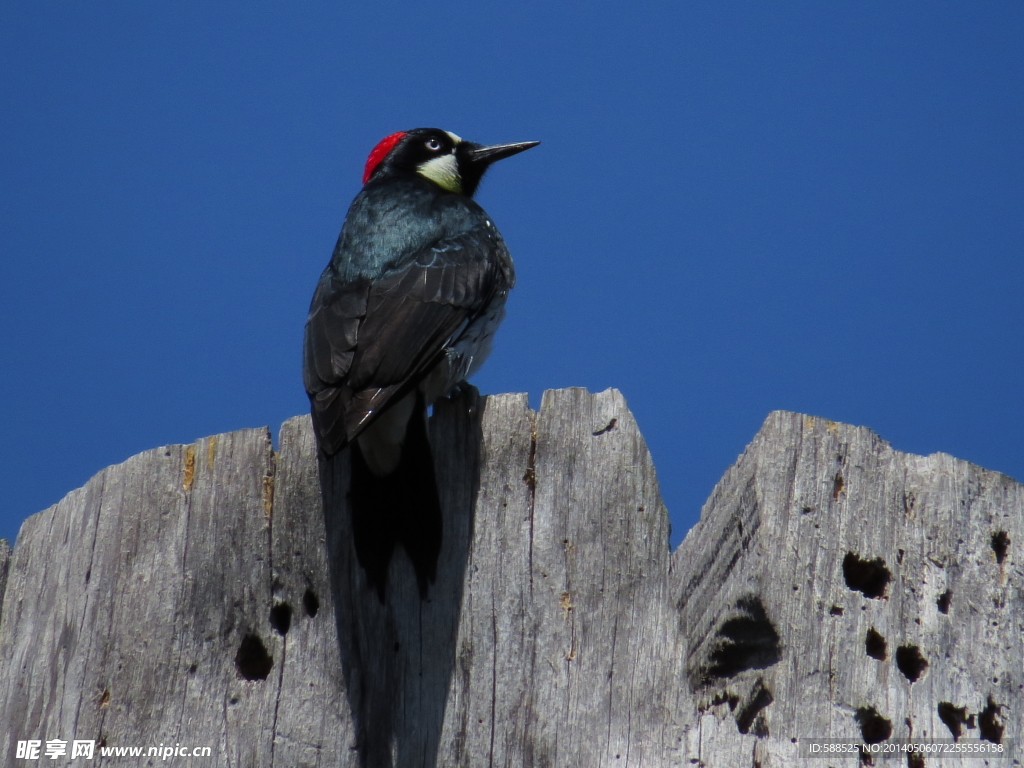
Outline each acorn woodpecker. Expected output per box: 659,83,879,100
303,128,538,601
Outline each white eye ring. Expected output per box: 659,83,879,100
425,137,443,151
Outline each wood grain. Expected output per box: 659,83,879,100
0,393,1019,767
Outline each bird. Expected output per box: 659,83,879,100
303,128,538,601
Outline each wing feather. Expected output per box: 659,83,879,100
303,224,512,455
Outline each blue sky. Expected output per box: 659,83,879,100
2,2,1022,546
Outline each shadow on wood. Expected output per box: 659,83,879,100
318,387,482,768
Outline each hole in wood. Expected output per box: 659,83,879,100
907,752,924,768
855,706,892,744
522,465,536,491
979,697,1004,744
302,588,320,618
734,679,772,737
843,552,890,599
936,589,952,614
937,702,974,740
832,473,845,499
235,634,273,681
709,691,739,711
895,645,928,683
990,531,1009,565
829,606,844,616
269,602,293,636
702,595,781,681
865,628,886,660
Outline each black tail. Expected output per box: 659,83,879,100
349,397,443,603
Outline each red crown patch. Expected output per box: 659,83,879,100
362,131,407,184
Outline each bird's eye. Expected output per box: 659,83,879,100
425,137,443,151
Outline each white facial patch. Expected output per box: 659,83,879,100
444,131,463,145
417,153,463,194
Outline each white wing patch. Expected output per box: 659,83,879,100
417,154,462,194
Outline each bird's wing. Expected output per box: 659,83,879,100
303,224,511,455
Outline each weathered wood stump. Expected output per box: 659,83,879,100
0,388,1019,767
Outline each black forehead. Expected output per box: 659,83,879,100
402,127,456,148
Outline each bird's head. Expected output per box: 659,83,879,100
362,128,539,197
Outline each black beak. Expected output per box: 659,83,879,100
467,140,541,166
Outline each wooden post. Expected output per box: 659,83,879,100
0,389,1019,767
